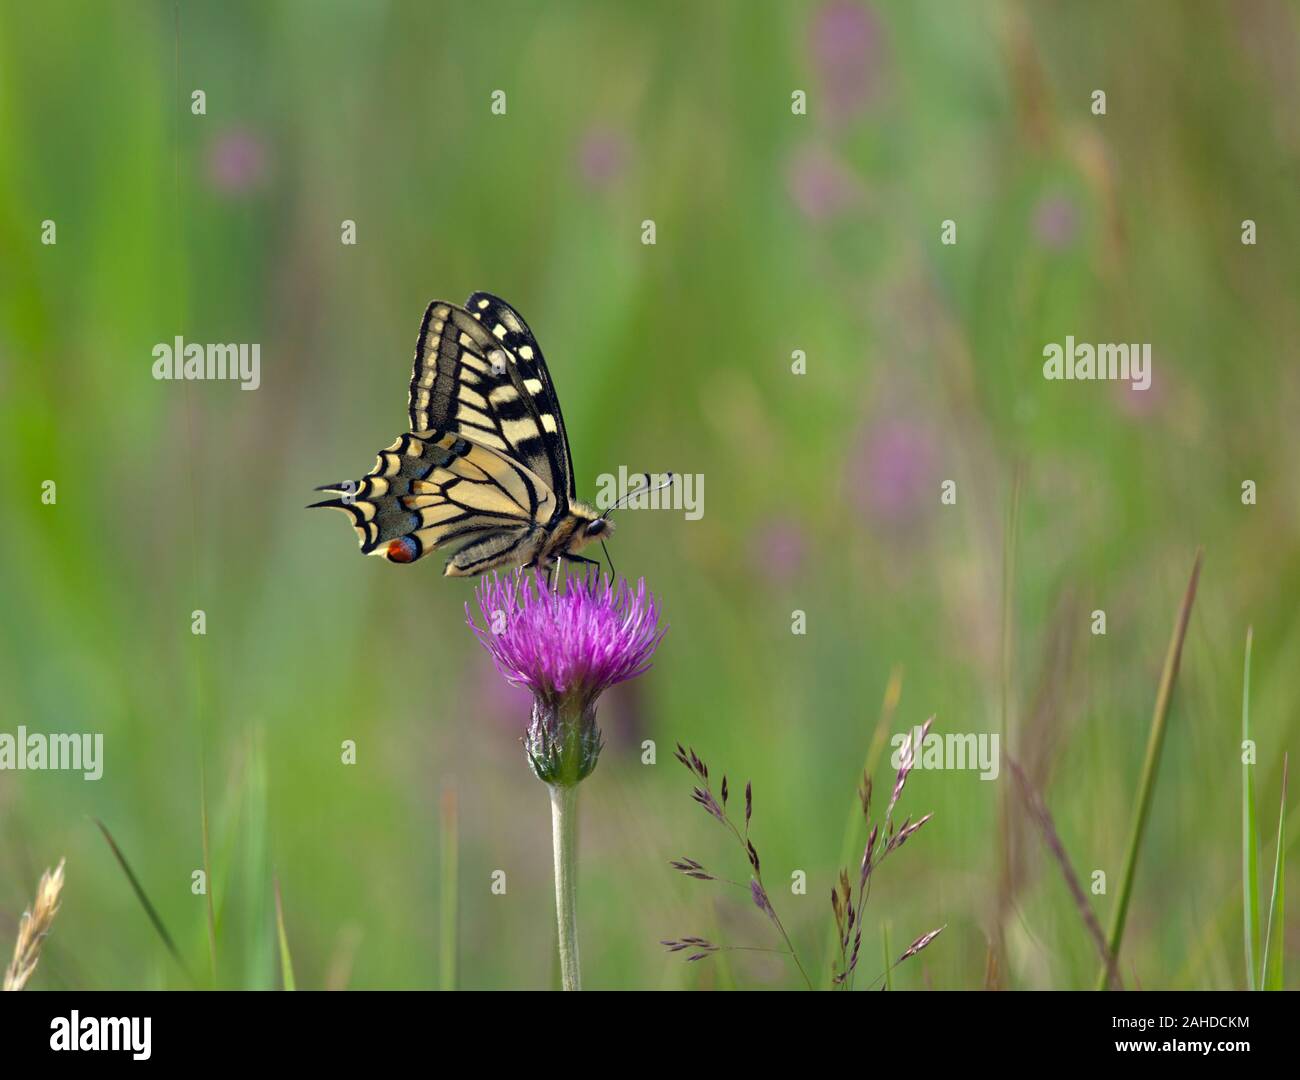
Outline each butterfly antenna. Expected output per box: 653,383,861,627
600,472,675,520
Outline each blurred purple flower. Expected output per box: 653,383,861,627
1032,194,1078,250
1113,359,1166,418
810,1,885,119
577,128,627,190
848,418,938,526
206,129,268,195
787,143,863,222
750,517,807,582
467,571,665,785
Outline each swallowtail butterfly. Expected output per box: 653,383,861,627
312,293,614,576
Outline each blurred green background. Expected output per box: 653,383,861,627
1,0,1296,990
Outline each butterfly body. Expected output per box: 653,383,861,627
313,293,611,576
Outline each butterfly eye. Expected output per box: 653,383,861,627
386,537,419,563
585,520,607,538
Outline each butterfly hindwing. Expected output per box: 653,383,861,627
408,296,574,511
311,428,557,573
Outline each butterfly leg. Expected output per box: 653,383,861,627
561,554,603,583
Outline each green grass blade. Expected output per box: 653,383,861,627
1261,755,1288,990
95,818,194,985
242,729,274,990
274,875,296,991
439,786,459,991
881,922,893,991
1242,627,1260,990
1096,549,1201,990
201,763,218,987
821,665,901,983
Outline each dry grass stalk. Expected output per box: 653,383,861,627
3,858,66,991
1009,759,1122,990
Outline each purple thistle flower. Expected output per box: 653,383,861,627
469,570,662,701
467,570,666,785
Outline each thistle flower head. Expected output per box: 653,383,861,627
467,570,666,785
469,570,663,701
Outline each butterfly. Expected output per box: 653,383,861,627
311,292,616,576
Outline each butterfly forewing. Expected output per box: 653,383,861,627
408,296,573,511
464,291,576,503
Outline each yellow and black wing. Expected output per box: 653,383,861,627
408,293,576,510
310,428,557,573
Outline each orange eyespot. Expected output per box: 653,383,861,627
386,537,418,563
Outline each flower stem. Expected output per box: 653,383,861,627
549,783,581,990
